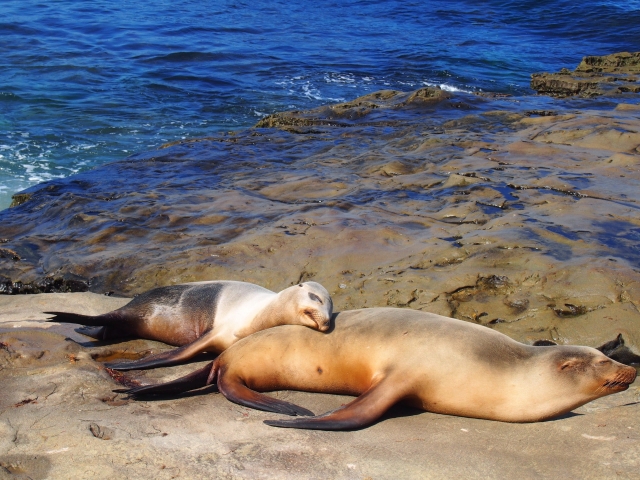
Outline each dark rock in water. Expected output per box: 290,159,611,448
531,52,640,97
575,53,640,74
0,273,89,295
255,87,451,129
10,193,32,208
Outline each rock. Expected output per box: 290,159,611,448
1,88,640,341
89,423,114,440
531,52,640,97
0,293,639,478
255,87,451,128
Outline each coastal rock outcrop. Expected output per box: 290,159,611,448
531,51,640,97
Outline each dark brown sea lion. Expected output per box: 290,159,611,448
116,307,637,430
46,281,332,370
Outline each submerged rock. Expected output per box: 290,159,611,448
255,87,451,129
531,52,640,97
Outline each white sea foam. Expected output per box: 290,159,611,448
0,134,90,210
324,73,357,85
422,81,473,94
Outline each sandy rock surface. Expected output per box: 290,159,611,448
0,293,639,479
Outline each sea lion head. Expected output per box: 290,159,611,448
551,346,637,396
279,282,333,332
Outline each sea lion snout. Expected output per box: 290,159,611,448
602,364,637,392
303,308,331,331
591,353,637,391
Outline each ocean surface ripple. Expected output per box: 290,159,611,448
1,0,639,208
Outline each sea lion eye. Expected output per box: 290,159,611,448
596,359,611,366
308,292,323,304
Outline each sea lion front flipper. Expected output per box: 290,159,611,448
114,362,216,396
264,379,399,430
105,333,217,370
218,375,314,417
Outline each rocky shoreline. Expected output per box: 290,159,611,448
2,82,640,346
2,54,640,478
531,51,640,97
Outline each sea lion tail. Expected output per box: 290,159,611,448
113,361,217,396
44,311,119,326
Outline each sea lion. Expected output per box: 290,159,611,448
116,308,637,430
46,281,333,370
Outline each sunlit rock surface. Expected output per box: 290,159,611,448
0,294,639,479
1,88,640,347
531,51,640,97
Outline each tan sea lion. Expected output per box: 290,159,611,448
46,281,332,370
117,307,637,430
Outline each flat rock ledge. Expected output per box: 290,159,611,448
1,293,639,479
531,52,640,97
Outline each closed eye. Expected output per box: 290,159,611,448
308,292,323,304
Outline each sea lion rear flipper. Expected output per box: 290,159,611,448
218,375,314,417
75,326,107,340
264,379,399,430
45,311,119,326
46,311,128,341
114,361,216,396
105,334,217,370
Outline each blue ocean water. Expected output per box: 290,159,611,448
1,0,639,209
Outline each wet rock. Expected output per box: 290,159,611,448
531,52,640,97
9,193,32,208
0,87,640,352
551,303,590,318
576,52,640,73
0,274,89,295
255,86,451,128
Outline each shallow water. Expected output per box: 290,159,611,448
2,0,640,208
